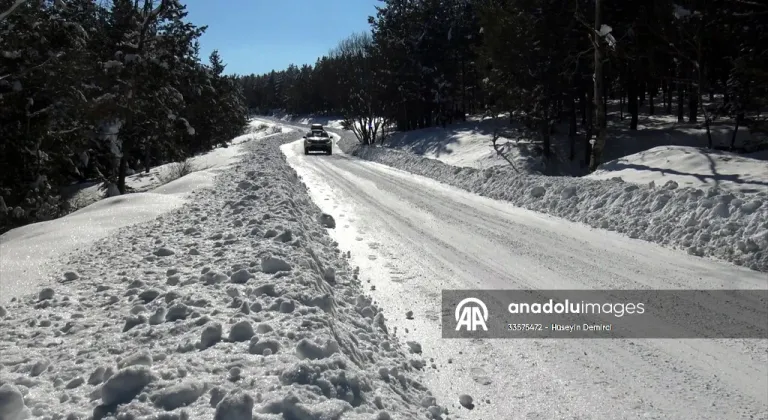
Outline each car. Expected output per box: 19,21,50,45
310,123,324,131
303,129,332,155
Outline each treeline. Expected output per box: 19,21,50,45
0,0,248,234
241,0,767,168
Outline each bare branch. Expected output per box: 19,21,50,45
733,0,767,8
138,0,169,51
0,0,28,22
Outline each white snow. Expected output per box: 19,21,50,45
262,115,768,271
264,113,768,272
588,145,768,195
0,193,185,301
0,131,434,420
0,120,287,302
383,122,514,170
280,132,767,419
274,114,347,130
339,137,768,272
300,112,762,177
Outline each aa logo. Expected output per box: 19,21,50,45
455,297,488,331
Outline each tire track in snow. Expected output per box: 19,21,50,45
285,138,768,420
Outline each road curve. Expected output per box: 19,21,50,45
280,133,768,420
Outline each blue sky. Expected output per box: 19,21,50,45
181,0,379,76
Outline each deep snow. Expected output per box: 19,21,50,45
63,121,288,208
0,131,436,419
587,145,768,195
0,122,288,302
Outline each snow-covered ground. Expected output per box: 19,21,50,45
63,121,288,209
385,114,765,173
0,131,436,420
270,112,768,181
278,132,767,419
264,117,768,272
383,122,517,170
343,143,768,272
0,121,288,302
588,145,768,195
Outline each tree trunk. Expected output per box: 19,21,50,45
569,88,577,161
688,85,698,123
666,78,673,114
729,113,742,151
584,89,593,168
580,87,587,125
620,92,624,120
541,120,551,160
559,99,565,122
628,76,638,130
144,146,150,173
687,60,698,123
649,85,655,116
117,156,128,194
602,78,608,128
677,79,685,123
589,0,606,172
461,56,467,118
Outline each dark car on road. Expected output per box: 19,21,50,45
303,125,332,155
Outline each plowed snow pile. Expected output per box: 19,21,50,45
343,142,768,272
0,121,290,302
0,133,434,420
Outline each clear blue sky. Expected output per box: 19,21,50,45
181,0,379,76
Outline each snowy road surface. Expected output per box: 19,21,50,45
282,137,768,420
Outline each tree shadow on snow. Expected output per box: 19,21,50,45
600,148,768,192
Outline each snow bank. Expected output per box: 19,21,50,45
0,193,185,302
336,112,765,177
0,127,283,302
383,121,523,170
0,133,434,419
65,120,287,203
588,145,768,195
341,143,768,272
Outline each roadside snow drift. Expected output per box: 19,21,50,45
341,143,768,272
0,133,434,420
0,123,285,302
588,145,768,195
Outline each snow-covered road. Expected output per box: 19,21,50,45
282,136,768,419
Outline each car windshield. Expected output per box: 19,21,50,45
310,131,325,137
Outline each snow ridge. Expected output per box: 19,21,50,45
339,140,768,272
0,133,434,420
